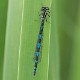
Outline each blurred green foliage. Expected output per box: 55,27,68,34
0,0,8,80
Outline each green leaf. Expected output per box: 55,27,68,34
3,0,52,80
0,0,8,80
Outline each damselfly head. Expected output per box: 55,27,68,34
41,7,49,11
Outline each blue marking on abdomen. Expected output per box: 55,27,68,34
38,34,42,39
35,52,39,57
34,66,36,69
35,60,38,63
37,42,41,48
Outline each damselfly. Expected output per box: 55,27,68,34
33,7,50,76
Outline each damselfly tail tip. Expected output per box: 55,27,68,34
33,71,36,76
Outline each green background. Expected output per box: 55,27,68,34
0,0,8,80
0,0,80,80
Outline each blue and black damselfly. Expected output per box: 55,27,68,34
33,7,50,76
